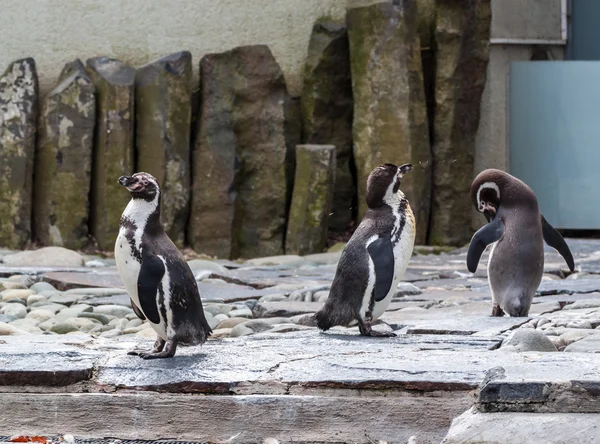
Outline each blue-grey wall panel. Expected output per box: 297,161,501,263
509,61,600,229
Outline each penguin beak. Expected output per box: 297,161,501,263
118,176,143,192
398,164,413,177
118,176,135,187
482,203,497,222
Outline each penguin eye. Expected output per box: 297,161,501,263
480,200,485,207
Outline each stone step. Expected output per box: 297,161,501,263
1,333,600,442
442,407,600,443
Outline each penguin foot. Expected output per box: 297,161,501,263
139,340,177,359
127,337,166,356
358,321,396,337
491,304,505,317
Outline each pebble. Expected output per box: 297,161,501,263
230,320,273,337
30,282,57,293
396,282,422,296
50,321,80,334
8,275,37,287
136,328,156,338
109,318,128,330
265,324,314,334
314,291,329,302
558,330,597,348
216,317,251,329
211,328,233,338
77,312,109,325
187,259,231,277
9,319,42,334
214,313,229,323
0,303,27,319
228,307,253,319
28,302,67,313
0,314,16,323
27,309,56,322
566,320,593,329
126,318,143,329
94,305,133,318
0,281,28,290
85,260,106,268
2,247,84,267
1,289,35,302
27,295,48,306
101,329,123,338
204,305,225,316
502,329,557,352
206,315,220,330
0,322,29,335
49,293,87,306
259,294,288,302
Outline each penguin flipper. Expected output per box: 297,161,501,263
367,235,395,302
541,215,575,272
467,217,504,273
137,254,165,324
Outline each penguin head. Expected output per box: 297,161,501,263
472,169,538,222
118,172,160,201
366,163,412,208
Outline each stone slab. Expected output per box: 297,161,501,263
537,279,600,296
0,392,470,444
0,266,89,277
0,335,101,385
442,407,600,444
42,269,124,290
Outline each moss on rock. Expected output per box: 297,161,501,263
0,58,38,249
286,145,336,256
86,57,135,251
34,59,95,250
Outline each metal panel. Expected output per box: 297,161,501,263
509,61,600,229
569,0,600,60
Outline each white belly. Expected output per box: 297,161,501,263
115,231,141,307
114,230,170,341
364,209,416,321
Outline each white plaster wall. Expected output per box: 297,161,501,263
0,0,347,97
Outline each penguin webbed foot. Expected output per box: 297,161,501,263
139,340,177,359
491,304,505,317
127,337,166,356
358,321,397,337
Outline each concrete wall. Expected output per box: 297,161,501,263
0,0,347,97
472,0,565,229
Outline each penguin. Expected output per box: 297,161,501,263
467,169,575,317
314,163,416,337
114,172,212,359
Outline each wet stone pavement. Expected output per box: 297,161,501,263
1,241,600,443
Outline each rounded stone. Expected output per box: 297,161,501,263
30,282,57,293
230,320,273,337
0,322,29,336
502,329,557,352
558,330,596,348
566,321,593,329
228,307,253,318
85,260,106,268
50,321,80,334
216,317,250,329
101,329,123,338
0,281,28,290
27,295,48,306
1,289,35,302
259,294,288,302
2,247,85,267
94,305,133,318
136,328,156,338
0,303,27,319
126,318,143,329
211,327,233,338
214,313,229,323
26,309,56,322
